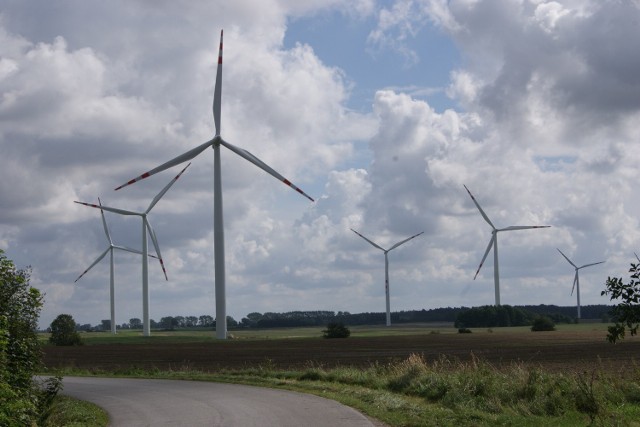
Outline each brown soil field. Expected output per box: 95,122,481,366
43,330,640,374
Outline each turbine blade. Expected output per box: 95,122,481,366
578,261,606,269
98,198,113,245
114,140,213,190
75,247,110,282
75,201,139,216
571,271,578,296
464,185,495,229
500,225,551,231
474,235,495,280
146,163,191,213
112,245,159,259
350,229,385,251
220,139,315,202
388,231,424,252
146,219,168,281
213,29,223,136
557,248,577,268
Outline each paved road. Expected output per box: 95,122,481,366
61,376,376,426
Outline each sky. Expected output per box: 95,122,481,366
2,0,640,329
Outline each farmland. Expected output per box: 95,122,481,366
41,323,640,426
42,323,639,374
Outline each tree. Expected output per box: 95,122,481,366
198,315,214,327
160,316,178,330
602,258,640,343
0,249,60,424
129,318,142,329
323,322,350,338
100,319,111,331
50,314,82,346
185,316,198,327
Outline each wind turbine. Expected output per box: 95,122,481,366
557,249,605,319
464,185,550,306
76,163,191,337
351,228,423,326
75,198,158,334
113,30,314,339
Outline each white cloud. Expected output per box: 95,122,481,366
2,1,640,329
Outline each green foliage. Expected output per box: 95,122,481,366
0,249,57,425
49,314,83,346
455,305,534,328
601,259,640,343
42,395,109,427
175,353,640,426
458,328,472,334
531,316,556,332
322,322,350,338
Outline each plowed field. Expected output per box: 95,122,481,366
42,329,640,374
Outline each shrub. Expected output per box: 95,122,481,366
322,322,350,338
0,249,58,424
531,316,556,332
458,328,472,334
49,314,83,346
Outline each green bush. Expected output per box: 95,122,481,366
531,316,556,331
322,322,350,338
0,249,58,425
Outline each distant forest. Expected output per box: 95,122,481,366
76,304,615,331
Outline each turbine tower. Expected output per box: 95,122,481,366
114,30,314,339
76,163,190,336
557,248,605,319
351,228,423,326
75,198,157,334
464,185,550,306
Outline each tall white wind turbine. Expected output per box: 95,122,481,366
76,163,191,337
464,185,550,306
557,248,605,319
114,30,314,339
75,198,157,334
351,229,424,326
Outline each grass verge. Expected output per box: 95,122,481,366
43,395,108,427
49,353,640,427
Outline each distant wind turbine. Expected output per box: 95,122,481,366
464,185,550,306
557,248,605,319
75,198,157,334
351,228,424,326
76,163,190,337
113,30,314,339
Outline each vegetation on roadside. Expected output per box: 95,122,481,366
49,352,640,427
602,257,640,343
42,395,109,427
0,249,61,425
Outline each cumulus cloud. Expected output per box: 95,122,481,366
3,0,640,328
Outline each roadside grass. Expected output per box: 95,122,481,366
50,352,640,427
43,395,108,427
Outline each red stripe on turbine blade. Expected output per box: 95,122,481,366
218,30,223,64
283,179,291,186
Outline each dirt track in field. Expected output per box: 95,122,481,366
42,330,640,374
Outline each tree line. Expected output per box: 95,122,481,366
73,304,614,331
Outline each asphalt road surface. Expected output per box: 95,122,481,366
61,376,376,426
